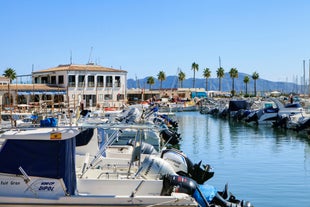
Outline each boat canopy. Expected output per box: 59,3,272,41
228,100,250,111
0,135,76,195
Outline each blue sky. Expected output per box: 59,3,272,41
1,0,310,83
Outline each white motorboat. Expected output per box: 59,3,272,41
74,127,214,185
245,99,303,125
0,126,198,207
0,112,34,128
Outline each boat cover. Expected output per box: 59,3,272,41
0,137,76,195
228,100,250,111
40,117,58,127
75,128,94,146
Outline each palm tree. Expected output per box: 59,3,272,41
216,67,225,91
178,70,186,88
229,68,238,96
146,76,155,90
191,62,199,88
202,67,211,91
3,68,17,83
3,68,17,106
252,71,259,96
157,71,166,90
243,76,250,96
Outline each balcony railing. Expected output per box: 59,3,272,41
68,82,76,87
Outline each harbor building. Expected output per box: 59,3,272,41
0,63,127,112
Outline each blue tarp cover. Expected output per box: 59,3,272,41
193,184,217,207
40,117,58,127
0,136,77,195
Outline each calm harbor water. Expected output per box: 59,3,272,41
176,111,310,207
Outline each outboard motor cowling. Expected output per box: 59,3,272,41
136,155,177,180
127,139,158,155
161,148,214,184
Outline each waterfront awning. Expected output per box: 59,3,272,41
17,92,31,95
191,91,207,98
17,91,66,95
45,91,67,95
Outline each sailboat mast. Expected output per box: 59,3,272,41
219,56,221,68
303,60,305,95
308,59,310,96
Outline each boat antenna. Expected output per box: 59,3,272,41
303,60,305,95
70,50,73,64
136,74,140,89
88,46,93,64
308,59,310,95
219,56,221,68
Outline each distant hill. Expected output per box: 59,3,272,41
128,72,301,94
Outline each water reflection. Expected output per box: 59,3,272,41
176,112,310,207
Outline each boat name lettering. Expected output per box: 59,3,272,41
41,182,55,185
38,182,55,191
0,180,20,185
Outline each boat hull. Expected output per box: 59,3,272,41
0,195,197,207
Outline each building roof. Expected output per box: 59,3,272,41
32,64,127,74
0,84,66,92
0,76,10,81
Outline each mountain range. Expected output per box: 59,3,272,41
128,72,303,94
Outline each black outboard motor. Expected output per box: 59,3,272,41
162,175,253,207
160,129,181,145
142,106,159,119
209,108,219,115
295,118,310,132
232,109,244,120
272,114,289,129
159,114,179,128
160,148,214,184
219,108,229,118
234,109,252,121
161,174,197,196
244,111,259,124
153,117,165,126
193,183,253,207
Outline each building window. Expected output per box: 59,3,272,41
58,75,64,84
104,94,113,100
82,95,96,107
97,76,104,87
88,75,95,87
98,94,103,102
41,77,48,84
106,76,113,87
117,93,125,101
115,76,121,87
51,76,56,84
68,75,76,87
78,75,85,87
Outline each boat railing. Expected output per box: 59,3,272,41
79,129,123,178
